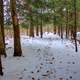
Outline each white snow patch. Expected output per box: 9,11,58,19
0,32,80,80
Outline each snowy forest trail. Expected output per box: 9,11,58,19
0,33,80,80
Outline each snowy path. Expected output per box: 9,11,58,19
0,33,80,80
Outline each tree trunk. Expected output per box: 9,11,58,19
60,9,63,39
36,15,39,36
60,25,63,39
0,0,5,44
40,9,43,38
0,0,6,57
66,8,69,39
40,25,43,38
40,17,43,38
26,28,29,36
0,55,3,76
73,0,78,52
0,27,4,76
10,0,22,56
54,26,56,34
58,26,60,36
70,26,74,40
36,26,39,36
29,15,34,37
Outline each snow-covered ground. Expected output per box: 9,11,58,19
0,32,80,80
77,32,80,40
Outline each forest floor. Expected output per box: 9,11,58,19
0,32,80,80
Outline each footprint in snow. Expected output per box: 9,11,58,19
19,77,23,80
73,71,77,74
69,76,72,79
67,62,71,64
32,77,35,80
23,68,27,71
37,49,41,52
59,77,64,80
72,62,75,64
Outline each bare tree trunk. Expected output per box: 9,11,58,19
66,8,69,39
71,26,74,40
26,28,29,36
40,15,43,38
47,26,49,33
60,25,63,39
10,0,22,56
0,27,4,76
60,8,63,39
29,15,34,37
53,15,56,34
40,9,43,38
58,26,60,36
54,26,56,34
36,26,39,36
40,26,43,38
0,0,5,44
0,0,6,57
36,15,39,36
0,55,3,76
73,0,78,52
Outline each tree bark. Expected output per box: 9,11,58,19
0,0,5,44
26,28,29,36
58,26,60,36
10,0,22,56
0,26,4,76
60,25,63,39
54,26,56,34
29,15,34,37
66,8,69,39
36,15,39,36
73,0,78,52
40,9,43,38
0,55,3,76
0,0,6,57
